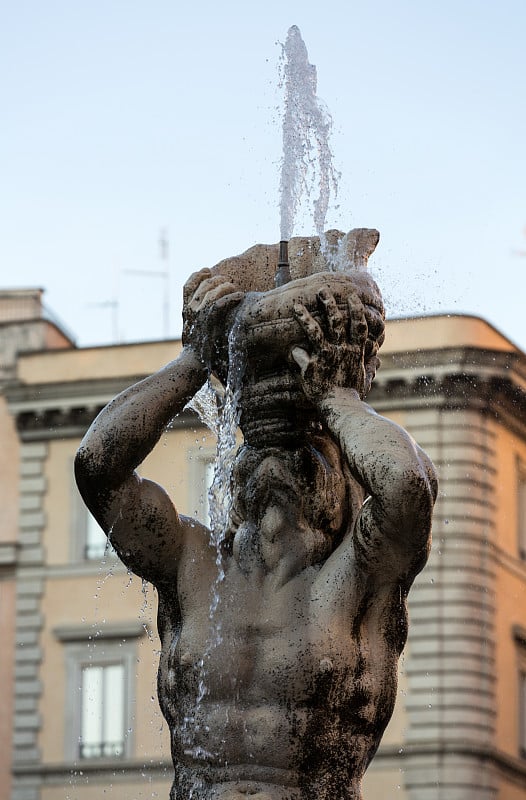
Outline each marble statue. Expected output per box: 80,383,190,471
75,229,437,800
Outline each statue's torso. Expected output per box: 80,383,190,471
155,271,399,797
156,525,404,800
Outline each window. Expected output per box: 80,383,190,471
80,663,125,758
84,511,116,561
56,623,145,762
518,460,526,560
188,449,216,527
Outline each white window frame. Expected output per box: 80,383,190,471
58,628,142,762
84,510,116,561
79,661,126,759
187,447,216,527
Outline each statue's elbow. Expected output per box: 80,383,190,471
74,443,103,499
390,460,437,535
407,464,437,548
418,453,439,516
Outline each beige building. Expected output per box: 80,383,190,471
0,290,74,800
2,291,526,799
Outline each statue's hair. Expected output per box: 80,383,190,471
227,434,365,556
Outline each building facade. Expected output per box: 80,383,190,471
0,289,74,800
363,316,526,800
2,306,526,799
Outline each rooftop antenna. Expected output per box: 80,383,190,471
124,229,170,339
159,227,170,337
88,299,119,342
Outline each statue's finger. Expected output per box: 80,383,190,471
317,290,345,342
293,304,324,349
183,268,212,303
191,275,233,306
348,292,368,345
213,291,245,310
201,282,239,303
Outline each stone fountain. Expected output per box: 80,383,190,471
74,27,437,800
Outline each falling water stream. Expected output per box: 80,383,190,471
183,24,339,760
183,314,246,761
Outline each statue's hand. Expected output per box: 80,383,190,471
291,289,368,401
182,269,244,368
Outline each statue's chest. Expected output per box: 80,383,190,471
172,574,361,706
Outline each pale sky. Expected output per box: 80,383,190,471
1,1,525,350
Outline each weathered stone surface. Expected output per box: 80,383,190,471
75,231,436,799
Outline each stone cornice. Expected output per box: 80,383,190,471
369,347,526,441
13,744,526,789
4,375,145,440
4,345,526,441
380,345,526,379
5,375,143,409
4,373,204,439
54,621,149,642
12,758,172,782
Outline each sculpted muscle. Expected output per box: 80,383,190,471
75,232,437,800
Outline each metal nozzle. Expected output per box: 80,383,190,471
275,240,291,287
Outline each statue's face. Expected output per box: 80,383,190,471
231,442,348,545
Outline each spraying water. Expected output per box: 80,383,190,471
279,25,339,244
182,27,343,752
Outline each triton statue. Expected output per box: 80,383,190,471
75,229,437,800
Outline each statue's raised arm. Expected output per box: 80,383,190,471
291,280,437,589
74,270,244,585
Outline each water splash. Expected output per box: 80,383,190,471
204,310,245,628
181,310,246,760
207,395,240,543
186,381,219,436
279,25,339,243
